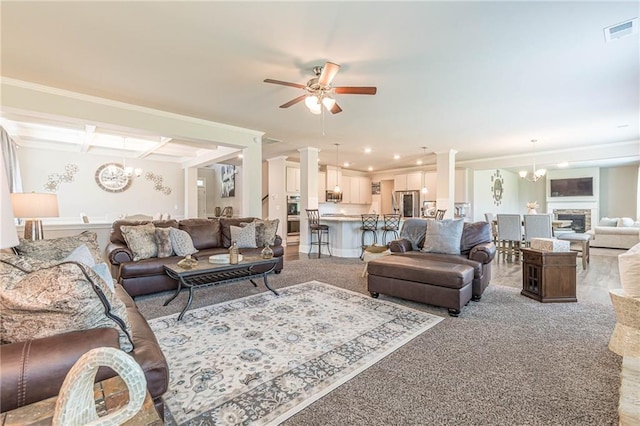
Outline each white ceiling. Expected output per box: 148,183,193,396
1,1,639,172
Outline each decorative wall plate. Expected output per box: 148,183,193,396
491,170,504,206
95,163,132,193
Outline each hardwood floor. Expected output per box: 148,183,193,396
283,243,623,305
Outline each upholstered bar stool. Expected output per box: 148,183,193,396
305,209,332,258
381,214,401,245
360,214,379,260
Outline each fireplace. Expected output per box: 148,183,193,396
557,214,586,233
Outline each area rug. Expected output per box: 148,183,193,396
149,281,443,425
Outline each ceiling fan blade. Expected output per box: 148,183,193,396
264,79,306,89
334,86,377,95
318,62,341,86
279,95,307,108
330,103,343,114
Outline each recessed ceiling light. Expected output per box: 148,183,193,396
364,147,372,154
238,154,244,159
368,166,373,171
393,154,400,160
343,162,350,167
416,160,423,165
557,162,569,168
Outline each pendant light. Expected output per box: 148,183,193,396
420,147,429,194
519,139,546,182
333,143,341,194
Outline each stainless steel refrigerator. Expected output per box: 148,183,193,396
395,191,420,218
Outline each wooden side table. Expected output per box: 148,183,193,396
0,376,162,425
521,248,577,303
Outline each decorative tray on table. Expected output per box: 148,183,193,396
209,254,243,264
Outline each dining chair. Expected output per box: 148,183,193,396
484,212,498,244
523,214,553,246
496,214,523,262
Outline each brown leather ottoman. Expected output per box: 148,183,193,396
367,255,474,316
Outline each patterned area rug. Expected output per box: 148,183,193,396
150,281,443,425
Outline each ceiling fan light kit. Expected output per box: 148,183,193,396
264,61,377,115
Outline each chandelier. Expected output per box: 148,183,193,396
519,139,546,182
121,137,142,178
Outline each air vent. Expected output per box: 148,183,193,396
263,137,282,145
604,18,638,42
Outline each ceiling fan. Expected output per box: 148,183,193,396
264,61,377,114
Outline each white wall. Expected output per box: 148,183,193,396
18,147,184,222
472,169,521,221
600,165,639,219
518,177,547,214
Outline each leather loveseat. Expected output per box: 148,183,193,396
367,220,496,316
106,217,284,297
0,283,169,417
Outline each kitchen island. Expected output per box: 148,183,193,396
318,215,405,258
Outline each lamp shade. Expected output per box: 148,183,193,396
0,162,19,249
11,193,59,218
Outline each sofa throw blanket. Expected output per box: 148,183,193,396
399,219,428,250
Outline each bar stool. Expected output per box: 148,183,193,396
381,214,401,245
305,209,331,258
435,209,446,220
360,214,379,260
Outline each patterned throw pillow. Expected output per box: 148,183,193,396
254,219,280,246
15,231,104,264
155,227,174,258
169,228,198,256
121,223,158,261
421,219,465,255
231,221,258,248
0,254,134,352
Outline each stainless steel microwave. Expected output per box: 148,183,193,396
326,190,343,203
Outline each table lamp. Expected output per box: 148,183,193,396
10,192,59,241
0,165,19,249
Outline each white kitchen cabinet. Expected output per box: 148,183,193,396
349,176,360,203
423,172,437,197
394,172,423,191
286,167,300,193
341,175,352,203
318,171,326,202
326,166,342,192
359,176,372,204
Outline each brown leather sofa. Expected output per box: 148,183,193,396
367,221,496,316
0,284,169,417
106,218,285,297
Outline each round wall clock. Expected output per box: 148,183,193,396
491,170,504,206
95,163,132,193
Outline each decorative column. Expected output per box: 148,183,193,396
299,147,320,254
266,156,288,245
241,140,263,218
436,150,457,219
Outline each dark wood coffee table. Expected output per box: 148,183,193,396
164,256,279,320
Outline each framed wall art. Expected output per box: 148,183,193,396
221,165,235,198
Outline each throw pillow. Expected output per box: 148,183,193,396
92,262,115,293
231,221,258,248
618,217,635,227
155,227,174,258
254,219,280,247
598,217,619,227
121,223,158,261
63,244,96,267
399,219,428,250
0,254,133,352
15,231,103,264
421,219,465,255
169,227,198,256
619,242,640,297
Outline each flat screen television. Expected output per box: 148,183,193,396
549,177,593,197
